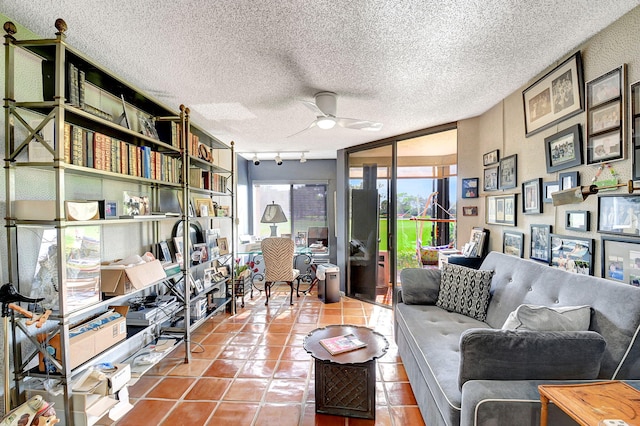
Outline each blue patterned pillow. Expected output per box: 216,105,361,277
436,263,494,321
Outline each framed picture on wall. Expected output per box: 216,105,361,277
483,149,499,166
499,154,517,190
462,206,478,216
483,167,499,191
503,230,524,258
559,171,579,190
530,224,551,263
565,210,589,232
631,81,640,180
601,236,640,286
597,194,640,236
523,51,584,137
462,178,479,198
549,234,594,275
544,124,583,173
486,194,517,226
542,181,559,203
522,178,542,214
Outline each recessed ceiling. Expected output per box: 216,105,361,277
2,1,639,159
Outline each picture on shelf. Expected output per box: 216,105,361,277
158,241,172,263
194,198,215,217
122,191,150,216
138,113,159,139
192,243,209,263
217,237,229,255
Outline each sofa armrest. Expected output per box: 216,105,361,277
458,328,606,390
399,268,441,305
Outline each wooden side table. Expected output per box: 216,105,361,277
538,381,640,426
303,325,388,419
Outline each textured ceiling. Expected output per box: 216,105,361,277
2,1,639,160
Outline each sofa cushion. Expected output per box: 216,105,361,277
436,263,494,321
458,328,606,389
399,268,441,305
502,304,591,331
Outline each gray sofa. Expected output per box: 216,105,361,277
395,251,640,426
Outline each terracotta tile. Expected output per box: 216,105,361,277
145,377,196,399
189,344,224,360
116,399,176,426
212,322,245,333
161,401,217,426
281,346,312,361
389,406,425,425
343,308,365,316
238,359,278,378
230,332,263,345
168,359,213,377
223,378,269,401
217,344,254,360
265,379,306,403
384,382,417,406
241,323,267,333
274,360,311,379
296,313,320,324
378,345,401,363
268,322,294,333
379,363,408,382
127,376,160,398
202,359,245,378
201,332,235,346
185,377,232,401
319,314,342,324
254,403,302,425
300,403,346,426
260,332,289,346
286,333,307,346
349,406,393,426
292,323,319,334
343,316,367,325
207,402,259,425
145,358,181,376
252,345,284,360
376,382,387,406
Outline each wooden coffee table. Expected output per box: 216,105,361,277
538,381,640,426
303,325,389,419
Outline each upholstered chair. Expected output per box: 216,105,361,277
261,237,300,305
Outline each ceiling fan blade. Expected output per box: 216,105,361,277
336,117,383,131
301,100,326,117
287,120,318,138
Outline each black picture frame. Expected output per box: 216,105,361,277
499,154,517,190
550,233,594,275
565,210,589,232
631,81,640,180
587,128,623,164
462,178,479,198
486,194,517,226
601,235,640,286
483,149,499,166
542,181,559,204
530,224,551,263
522,178,542,214
503,230,524,258
158,240,172,263
523,51,584,137
483,167,499,191
597,194,640,236
462,206,478,216
559,171,580,190
544,124,583,173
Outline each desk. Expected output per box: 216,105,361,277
538,381,640,426
303,325,388,419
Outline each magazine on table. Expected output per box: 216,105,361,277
319,333,367,355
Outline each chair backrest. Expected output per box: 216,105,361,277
261,237,296,282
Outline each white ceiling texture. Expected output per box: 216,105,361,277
2,1,639,161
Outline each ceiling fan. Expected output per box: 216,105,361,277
289,91,383,137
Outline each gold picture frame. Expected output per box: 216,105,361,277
194,197,215,217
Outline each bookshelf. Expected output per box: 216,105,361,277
3,19,235,424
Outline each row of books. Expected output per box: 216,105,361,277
64,123,181,183
156,122,215,166
189,168,228,192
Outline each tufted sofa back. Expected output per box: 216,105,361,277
480,251,640,379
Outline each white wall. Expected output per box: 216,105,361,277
457,5,640,277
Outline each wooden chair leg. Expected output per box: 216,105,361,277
288,282,294,305
264,282,270,305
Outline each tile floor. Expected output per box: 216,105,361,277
115,285,425,426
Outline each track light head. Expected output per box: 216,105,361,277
275,154,282,166
252,154,260,166
300,153,307,163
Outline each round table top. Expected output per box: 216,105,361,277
303,324,389,364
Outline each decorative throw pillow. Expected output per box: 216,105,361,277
436,263,494,321
502,304,591,331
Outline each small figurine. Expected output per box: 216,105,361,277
0,395,59,426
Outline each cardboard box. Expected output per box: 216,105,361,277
38,306,129,372
100,259,166,296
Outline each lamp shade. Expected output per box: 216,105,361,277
260,202,287,224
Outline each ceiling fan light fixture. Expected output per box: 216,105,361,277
316,117,336,130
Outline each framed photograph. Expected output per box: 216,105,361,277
601,236,640,286
194,198,215,217
483,149,499,166
530,224,552,263
559,171,579,190
597,194,640,236
587,129,623,164
206,229,219,258
542,181,559,203
499,154,517,190
486,194,516,226
173,236,184,255
296,231,307,247
104,200,118,219
122,191,150,216
565,210,589,232
483,167,499,191
192,242,209,263
194,278,205,294
138,113,159,139
462,206,478,216
503,230,524,258
550,234,594,275
588,66,622,108
466,228,488,258
631,81,640,180
462,178,479,198
523,51,584,137
522,178,542,214
158,240,172,263
544,124,583,173
589,102,620,134
217,237,229,255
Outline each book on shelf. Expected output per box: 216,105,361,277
319,333,367,355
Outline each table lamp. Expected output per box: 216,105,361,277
261,201,287,236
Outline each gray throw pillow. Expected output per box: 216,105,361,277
501,304,591,331
400,268,441,305
436,263,494,321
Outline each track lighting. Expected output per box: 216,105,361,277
300,153,307,163
275,154,283,166
252,154,260,165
